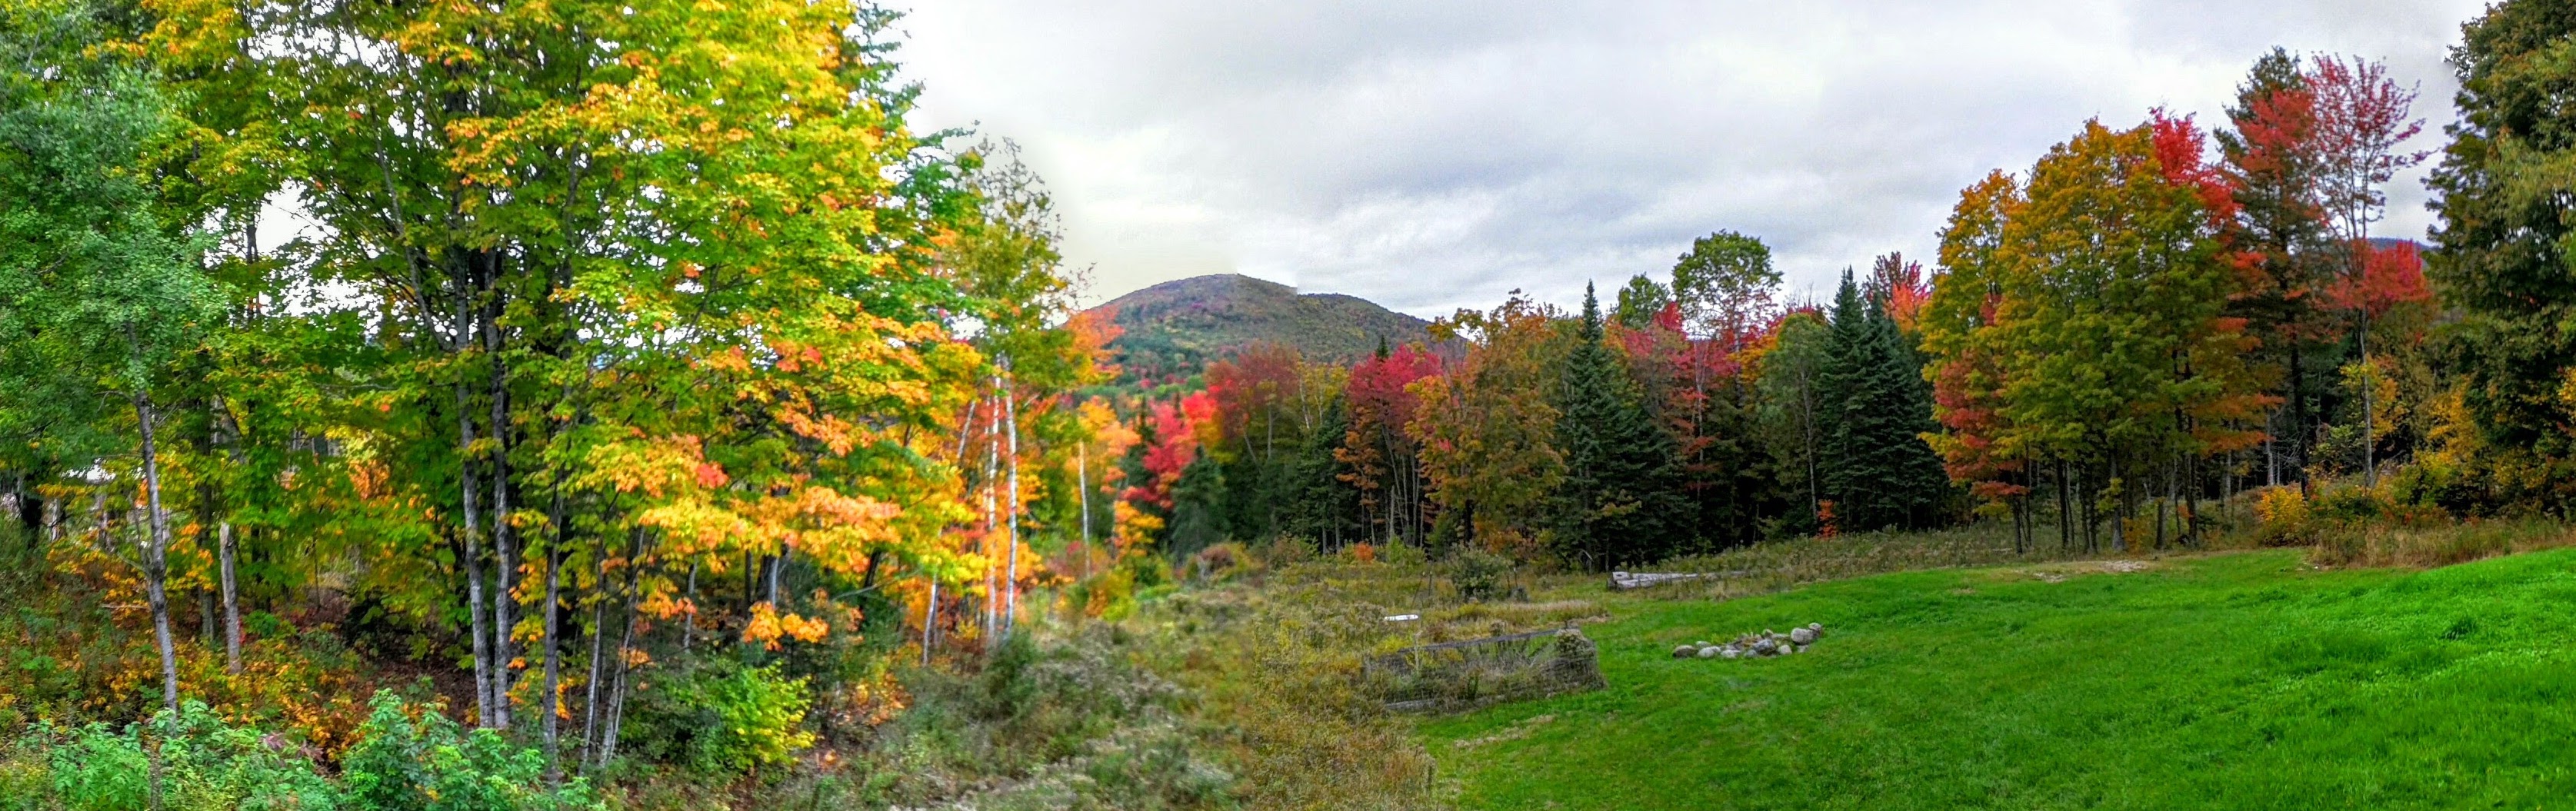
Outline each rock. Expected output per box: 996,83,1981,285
1672,644,1697,659
1808,622,1824,633
1790,627,1817,645
1752,638,1778,655
1719,646,1741,660
1696,646,1719,659
1695,640,1712,648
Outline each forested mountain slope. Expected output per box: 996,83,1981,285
1088,274,1434,384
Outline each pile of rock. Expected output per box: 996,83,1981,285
1671,623,1824,660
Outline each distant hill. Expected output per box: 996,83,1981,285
1085,274,1434,384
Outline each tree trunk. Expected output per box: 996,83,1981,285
135,397,179,712
488,402,515,730
219,522,240,674
1001,369,1021,637
581,539,608,763
542,487,565,783
595,530,645,773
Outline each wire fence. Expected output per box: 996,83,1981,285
1362,627,1605,713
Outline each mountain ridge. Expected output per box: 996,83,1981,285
1083,274,1434,384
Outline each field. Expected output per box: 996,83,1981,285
1418,548,2576,809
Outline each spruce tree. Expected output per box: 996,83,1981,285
1291,394,1365,549
1819,271,1951,531
1551,284,1687,569
1167,453,1227,560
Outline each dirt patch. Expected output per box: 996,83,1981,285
1453,713,1555,750
2009,559,2161,583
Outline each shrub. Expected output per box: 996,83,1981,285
1446,548,1514,601
24,701,341,811
617,658,814,778
1186,542,1261,583
341,692,601,811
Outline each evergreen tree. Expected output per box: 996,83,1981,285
1819,271,1951,531
1290,394,1366,548
1166,453,1228,559
1551,284,1686,569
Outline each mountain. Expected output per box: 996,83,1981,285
1085,274,1434,384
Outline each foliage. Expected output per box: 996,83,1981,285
340,693,601,811
21,701,339,811
2429,0,2576,498
1549,286,1688,570
615,659,814,779
1818,271,1951,531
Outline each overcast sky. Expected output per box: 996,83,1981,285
895,1,2488,317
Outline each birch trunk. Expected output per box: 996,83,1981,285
135,397,179,711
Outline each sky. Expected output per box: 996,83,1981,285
895,0,2490,317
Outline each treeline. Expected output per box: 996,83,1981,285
1125,9,2576,568
1111,240,1954,570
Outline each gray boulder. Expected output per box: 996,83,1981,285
1696,646,1719,659
1790,627,1817,645
1673,644,1697,659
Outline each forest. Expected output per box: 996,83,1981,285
9,0,2576,808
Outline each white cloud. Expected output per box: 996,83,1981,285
895,0,2487,316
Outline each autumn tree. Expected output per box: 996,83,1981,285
1410,293,1565,555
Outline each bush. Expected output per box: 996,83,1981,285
341,691,601,811
21,700,340,811
616,657,814,778
1446,548,1514,601
1185,542,1261,583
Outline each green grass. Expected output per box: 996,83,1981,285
1421,550,2576,810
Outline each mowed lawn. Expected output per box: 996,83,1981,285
1420,550,2576,810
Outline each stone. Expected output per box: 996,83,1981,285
1752,639,1778,655
1696,646,1719,659
1719,646,1741,660
1695,640,1712,648
1790,627,1817,645
1673,644,1696,659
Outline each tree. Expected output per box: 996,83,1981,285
2306,55,2429,484
2428,0,2576,497
1671,231,1781,352
1411,293,1566,555
1611,274,1672,330
1341,344,1439,547
1818,271,1950,532
2218,50,2335,484
0,23,222,711
1920,115,2267,551
1550,284,1685,569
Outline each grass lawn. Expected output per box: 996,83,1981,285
1419,549,2576,809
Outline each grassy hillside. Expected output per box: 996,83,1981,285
1420,547,2576,809
1087,274,1434,384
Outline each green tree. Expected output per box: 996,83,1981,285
0,19,222,711
1671,230,1781,351
1818,271,1951,532
2427,0,2576,497
1611,274,1671,330
1550,284,1685,569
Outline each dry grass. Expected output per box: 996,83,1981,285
1628,521,2150,601
2308,518,2576,569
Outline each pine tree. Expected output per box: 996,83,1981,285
1551,284,1686,569
1819,271,1951,531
